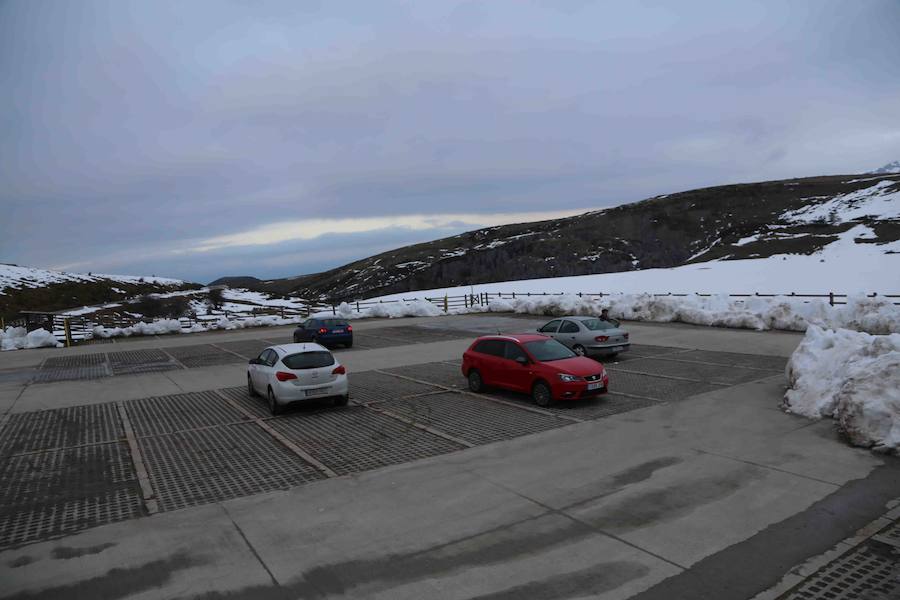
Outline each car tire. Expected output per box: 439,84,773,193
468,369,485,393
267,387,283,416
247,375,257,397
333,395,349,407
573,344,586,356
532,381,553,407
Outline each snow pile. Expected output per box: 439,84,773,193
319,299,444,320
869,160,900,175
206,315,300,330
0,327,63,351
93,319,184,338
784,325,900,452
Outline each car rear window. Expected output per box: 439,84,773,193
524,339,576,362
581,319,617,330
281,351,335,369
321,319,349,327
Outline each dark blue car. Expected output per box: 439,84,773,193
293,318,353,348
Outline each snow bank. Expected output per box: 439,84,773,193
206,315,301,330
784,325,900,452
0,327,63,351
316,299,444,320
93,319,184,338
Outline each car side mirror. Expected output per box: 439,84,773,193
515,356,529,366
249,358,260,365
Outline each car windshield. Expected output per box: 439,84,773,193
524,339,576,362
581,319,618,330
281,351,335,369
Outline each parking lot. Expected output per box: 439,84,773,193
1,315,898,600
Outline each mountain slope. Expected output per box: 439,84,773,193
216,172,900,301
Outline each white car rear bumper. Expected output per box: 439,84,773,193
274,375,349,401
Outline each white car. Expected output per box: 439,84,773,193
247,343,349,415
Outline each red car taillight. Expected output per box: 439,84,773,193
346,325,352,332
332,365,346,375
624,333,629,340
318,327,328,334
595,335,609,342
276,371,297,381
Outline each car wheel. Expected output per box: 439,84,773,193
247,375,257,397
573,344,586,356
532,381,553,407
267,387,283,415
333,395,349,407
468,369,484,393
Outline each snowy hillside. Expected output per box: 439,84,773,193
870,160,900,175
0,264,183,293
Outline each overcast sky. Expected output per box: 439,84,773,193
2,0,899,283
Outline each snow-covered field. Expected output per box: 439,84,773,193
0,264,183,293
785,325,900,452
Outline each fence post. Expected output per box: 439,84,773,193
829,292,834,306
512,292,516,299
356,301,360,312
64,318,72,348
464,295,468,308
0,316,4,329
443,295,448,312
280,307,284,319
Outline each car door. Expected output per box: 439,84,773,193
471,339,505,386
557,320,581,349
499,341,531,392
257,349,278,390
250,349,269,391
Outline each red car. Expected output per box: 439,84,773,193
461,334,609,407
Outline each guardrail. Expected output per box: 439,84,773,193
8,291,898,346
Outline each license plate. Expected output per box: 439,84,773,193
610,346,623,352
332,329,344,334
305,388,329,397
587,382,603,390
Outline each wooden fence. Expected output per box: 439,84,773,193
6,291,898,346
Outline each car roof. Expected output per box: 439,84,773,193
270,343,330,354
475,333,548,343
555,315,599,320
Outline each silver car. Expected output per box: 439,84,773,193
536,316,630,357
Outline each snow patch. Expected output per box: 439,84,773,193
0,327,63,351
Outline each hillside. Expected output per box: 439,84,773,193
0,265,199,319
214,172,900,301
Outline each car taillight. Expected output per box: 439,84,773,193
624,333,629,340
275,371,297,381
346,325,352,332
595,336,609,342
332,365,346,375
318,327,328,334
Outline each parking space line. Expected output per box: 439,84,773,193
364,404,476,449
116,402,159,515
158,347,188,369
606,366,732,386
642,355,782,373
213,390,338,478
373,369,584,423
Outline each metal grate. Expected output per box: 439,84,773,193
163,344,244,368
215,339,272,359
269,407,462,475
0,443,143,548
350,334,410,350
383,362,467,390
349,371,443,405
0,403,123,456
42,354,108,369
487,390,659,421
217,386,274,419
380,392,569,445
126,391,250,437
32,364,111,383
604,369,725,401
138,423,324,512
780,541,900,600
108,349,181,376
625,344,690,358
613,357,775,386
874,521,900,548
675,349,789,371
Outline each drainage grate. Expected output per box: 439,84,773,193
383,362,467,390
217,386,273,419
626,344,690,358
605,369,725,401
126,391,250,437
269,407,463,475
0,403,123,456
32,364,111,383
380,392,569,445
0,443,143,548
780,541,900,600
349,371,443,405
163,344,244,368
138,423,324,512
350,333,412,350
676,349,789,371
108,349,181,375
613,357,775,386
874,521,900,548
215,339,272,359
42,354,108,369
